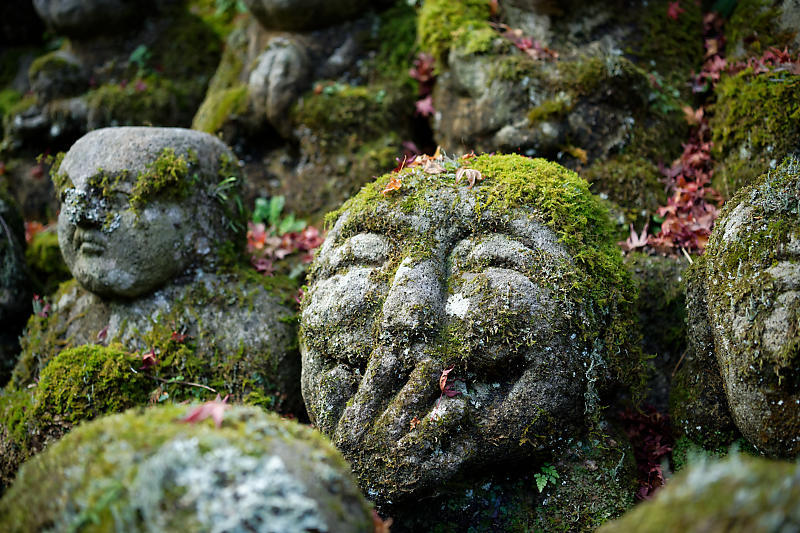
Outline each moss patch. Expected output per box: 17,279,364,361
24,229,71,296
417,0,492,65
191,84,248,134
727,0,796,59
710,68,800,197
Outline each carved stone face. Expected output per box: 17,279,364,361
57,175,193,299
56,127,240,299
301,180,591,504
704,159,800,456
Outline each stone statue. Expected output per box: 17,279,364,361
300,153,643,529
674,157,800,457
1,127,301,485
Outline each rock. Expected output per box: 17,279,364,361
32,0,145,38
0,188,31,384
682,157,800,456
0,404,374,532
422,0,688,170
709,66,800,199
598,453,800,533
0,127,301,485
242,0,376,31
669,254,739,452
300,153,644,528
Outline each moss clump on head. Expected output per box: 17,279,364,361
0,404,374,532
31,344,151,426
710,68,800,197
129,147,196,211
585,155,665,227
417,0,492,65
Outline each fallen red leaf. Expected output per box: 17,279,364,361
180,394,230,429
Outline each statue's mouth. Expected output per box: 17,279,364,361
75,231,105,256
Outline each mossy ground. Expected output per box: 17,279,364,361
417,0,492,66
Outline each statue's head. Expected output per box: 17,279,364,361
300,153,641,504
703,157,800,456
56,127,243,298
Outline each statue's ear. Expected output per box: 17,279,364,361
670,254,739,450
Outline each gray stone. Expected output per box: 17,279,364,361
0,405,374,532
242,0,375,31
56,127,241,298
683,157,800,456
32,0,144,38
300,153,643,521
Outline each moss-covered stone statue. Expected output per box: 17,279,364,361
0,127,300,487
598,453,800,533
672,157,800,457
300,153,645,530
0,404,375,532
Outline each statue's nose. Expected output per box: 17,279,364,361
380,258,444,339
62,188,105,228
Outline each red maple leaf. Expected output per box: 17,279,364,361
170,331,188,343
415,95,435,117
140,348,158,370
667,1,685,20
180,394,230,428
439,366,462,398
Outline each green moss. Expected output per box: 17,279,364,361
417,0,492,65
451,25,499,57
584,155,665,227
86,76,197,129
0,89,21,119
368,0,418,77
625,0,704,89
129,147,195,210
527,97,573,126
27,51,76,80
24,229,71,295
599,454,800,533
32,344,151,426
191,85,248,133
710,68,800,197
727,0,795,59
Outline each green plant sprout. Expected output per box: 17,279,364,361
535,463,560,492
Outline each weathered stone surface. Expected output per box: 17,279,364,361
242,0,376,31
300,153,643,528
0,405,374,532
598,453,800,533
682,157,800,456
32,0,144,38
56,127,240,298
